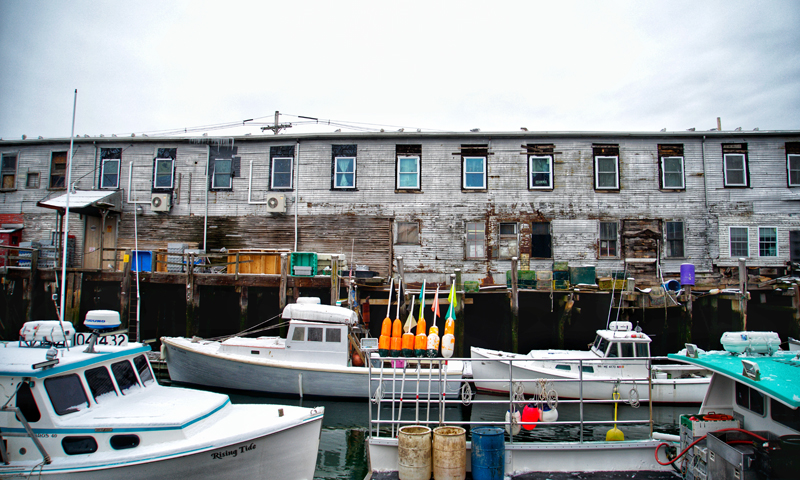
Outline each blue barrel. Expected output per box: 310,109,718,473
471,427,504,480
680,263,695,285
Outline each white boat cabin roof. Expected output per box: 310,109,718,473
590,321,652,358
281,301,358,326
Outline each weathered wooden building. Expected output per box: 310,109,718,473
1,130,799,353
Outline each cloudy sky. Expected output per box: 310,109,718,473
1,0,799,139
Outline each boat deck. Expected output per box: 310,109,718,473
368,471,680,479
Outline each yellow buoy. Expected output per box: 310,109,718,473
606,390,624,441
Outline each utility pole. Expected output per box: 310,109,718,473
261,111,292,134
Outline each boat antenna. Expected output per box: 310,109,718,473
133,193,141,343
57,89,77,346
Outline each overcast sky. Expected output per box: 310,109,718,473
1,0,799,139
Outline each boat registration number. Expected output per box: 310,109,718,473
74,333,129,346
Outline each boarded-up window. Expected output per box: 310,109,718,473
396,221,420,245
1,153,17,189
722,144,749,187
531,222,552,258
498,223,518,259
665,221,684,258
466,221,485,259
599,221,618,257
50,151,68,189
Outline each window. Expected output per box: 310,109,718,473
599,221,618,257
658,144,685,190
331,144,357,190
326,328,341,343
396,221,420,245
111,360,140,394
270,145,295,190
208,146,239,191
463,157,486,189
461,144,489,190
26,172,39,189
308,327,323,342
466,221,485,259
620,343,634,357
397,156,420,189
110,435,140,450
292,327,305,341
133,354,155,385
1,153,17,189
50,151,68,188
62,436,98,455
735,382,765,416
396,145,421,190
772,398,800,431
531,222,552,258
45,374,89,415
730,227,749,257
593,145,620,190
759,227,777,257
636,343,649,358
722,144,749,187
498,223,518,260
100,148,121,189
213,159,233,189
271,157,293,189
153,148,176,189
84,366,117,402
788,154,800,187
529,156,553,189
665,221,684,258
16,381,41,423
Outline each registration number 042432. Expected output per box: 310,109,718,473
74,332,129,346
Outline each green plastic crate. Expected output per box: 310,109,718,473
464,281,480,293
290,252,318,277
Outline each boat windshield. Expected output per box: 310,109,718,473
620,342,634,357
592,335,603,350
596,337,609,356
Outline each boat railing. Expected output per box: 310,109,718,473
367,355,667,444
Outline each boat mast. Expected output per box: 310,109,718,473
59,89,77,324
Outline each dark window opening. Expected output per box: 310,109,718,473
771,398,800,431
16,381,41,423
50,151,68,189
308,327,323,342
45,374,89,415
111,360,140,394
735,382,765,416
110,434,140,450
326,328,342,343
600,222,618,257
85,366,118,402
531,222,552,258
1,153,17,189
133,354,155,385
666,221,684,258
100,148,121,189
62,436,98,455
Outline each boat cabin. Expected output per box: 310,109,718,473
589,321,651,359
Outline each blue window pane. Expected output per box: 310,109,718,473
399,157,417,173
465,157,484,173
399,173,417,188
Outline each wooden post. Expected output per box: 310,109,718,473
792,284,800,332
65,272,82,325
455,269,464,357
557,292,575,350
25,249,39,323
120,249,132,330
186,253,199,337
279,253,288,310
738,257,748,331
681,285,693,345
510,258,519,354
397,256,407,319
330,255,339,306
239,286,248,332
235,252,240,281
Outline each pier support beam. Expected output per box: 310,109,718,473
186,253,199,337
510,258,519,354
239,286,248,332
330,255,339,306
280,253,288,309
24,249,38,323
455,269,464,357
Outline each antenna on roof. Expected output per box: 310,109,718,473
261,111,293,134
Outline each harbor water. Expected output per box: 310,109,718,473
211,388,696,479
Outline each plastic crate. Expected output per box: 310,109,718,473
464,281,480,293
599,277,626,290
131,250,153,272
553,261,569,272
293,266,313,276
290,252,317,277
519,270,536,287
569,266,596,285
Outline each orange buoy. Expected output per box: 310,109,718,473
426,325,440,357
391,336,402,357
402,332,415,357
444,317,455,336
378,335,391,357
416,318,426,336
381,317,392,337
521,404,540,430
415,332,427,357
392,317,403,338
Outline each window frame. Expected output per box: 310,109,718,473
465,221,486,260
153,158,174,189
270,156,294,190
498,222,519,260
49,151,68,189
531,221,552,259
788,153,800,187
528,154,553,189
99,148,122,189
462,156,487,190
1,152,18,190
397,155,421,190
599,221,619,258
212,158,233,189
396,221,420,245
26,172,40,189
660,156,685,190
665,220,685,258
723,153,748,187
594,155,619,190
333,156,357,189
729,226,750,258
758,226,778,257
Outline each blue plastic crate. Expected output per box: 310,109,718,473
131,250,153,272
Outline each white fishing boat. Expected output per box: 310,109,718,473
666,333,800,479
161,299,464,399
471,321,711,403
0,311,324,479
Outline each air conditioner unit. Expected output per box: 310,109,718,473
265,194,285,213
151,193,171,212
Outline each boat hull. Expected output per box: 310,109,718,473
471,347,708,403
0,415,322,480
162,338,462,399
